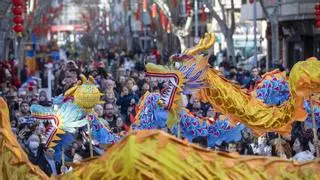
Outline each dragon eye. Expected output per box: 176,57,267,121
174,62,181,69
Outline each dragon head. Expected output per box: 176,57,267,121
144,33,215,126
31,102,87,148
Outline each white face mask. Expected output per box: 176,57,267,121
29,141,39,150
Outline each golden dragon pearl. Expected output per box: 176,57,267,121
73,83,102,110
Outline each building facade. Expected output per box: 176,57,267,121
242,0,320,69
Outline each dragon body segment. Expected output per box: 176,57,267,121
200,58,320,135
133,87,244,146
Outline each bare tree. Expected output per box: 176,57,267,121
153,0,193,52
259,0,280,67
72,0,102,56
204,0,236,64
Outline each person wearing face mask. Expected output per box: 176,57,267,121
25,133,55,176
43,148,62,176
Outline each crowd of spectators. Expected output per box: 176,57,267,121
0,50,319,177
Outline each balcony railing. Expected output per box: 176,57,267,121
241,0,318,21
263,0,317,21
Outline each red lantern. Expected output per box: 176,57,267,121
186,0,192,16
13,24,24,33
12,0,23,6
200,7,207,22
12,6,23,15
13,15,24,24
316,9,320,16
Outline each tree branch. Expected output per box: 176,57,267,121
204,0,227,34
217,0,226,22
271,0,281,16
1,2,11,17
259,0,270,20
154,0,192,37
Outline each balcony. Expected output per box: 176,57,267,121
240,0,317,22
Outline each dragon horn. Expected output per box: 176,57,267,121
185,33,215,56
206,33,216,49
80,74,87,83
64,86,78,97
88,76,95,84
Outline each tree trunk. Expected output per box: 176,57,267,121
225,34,236,65
271,17,280,67
157,38,164,58
176,34,187,52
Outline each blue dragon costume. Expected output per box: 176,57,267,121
30,76,120,161
253,70,320,129
133,33,245,147
133,33,320,147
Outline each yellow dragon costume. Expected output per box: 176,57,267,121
2,97,320,179
143,33,320,135
1,33,320,179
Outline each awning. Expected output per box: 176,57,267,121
240,2,265,22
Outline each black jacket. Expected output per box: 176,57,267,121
116,93,139,114
27,146,61,176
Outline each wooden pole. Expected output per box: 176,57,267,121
178,122,181,139
310,95,320,157
86,114,94,158
61,147,65,166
